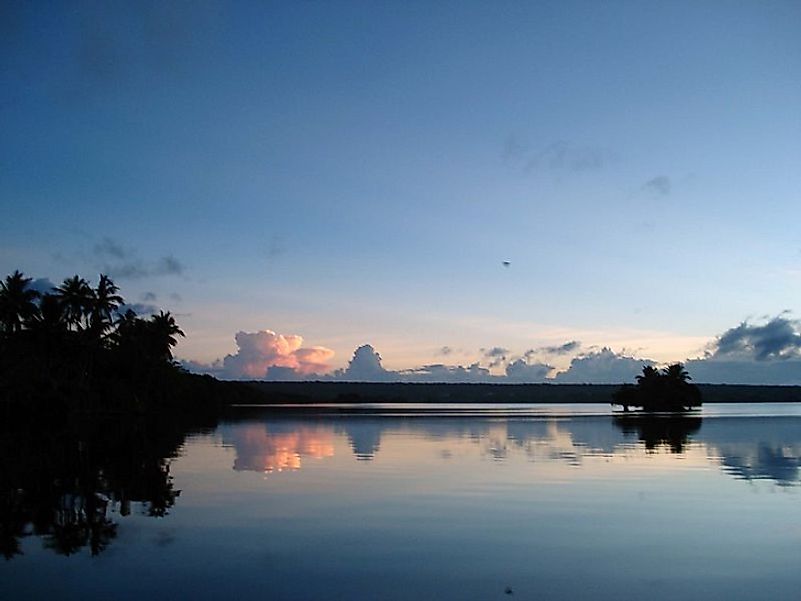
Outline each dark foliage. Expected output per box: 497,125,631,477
0,271,261,415
0,413,216,559
612,363,702,412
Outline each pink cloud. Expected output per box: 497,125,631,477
221,330,334,378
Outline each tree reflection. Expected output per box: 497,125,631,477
613,415,702,453
0,414,212,559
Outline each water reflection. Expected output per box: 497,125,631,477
0,415,213,559
613,415,702,453
222,411,801,486
224,423,334,472
4,408,801,563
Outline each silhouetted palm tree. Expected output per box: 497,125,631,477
55,276,93,330
89,274,123,338
28,294,67,334
636,365,660,386
662,362,690,382
148,311,184,361
0,270,40,333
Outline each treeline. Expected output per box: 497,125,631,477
0,270,258,414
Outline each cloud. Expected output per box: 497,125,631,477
680,315,801,384
501,135,529,162
182,315,801,384
710,315,801,361
156,255,184,276
400,363,491,383
525,340,581,358
29,278,56,295
554,348,653,384
92,237,185,280
142,291,157,301
94,237,126,259
334,344,394,381
643,176,671,196
526,141,613,173
117,302,159,316
220,330,335,379
483,346,509,368
505,359,554,382
685,358,801,385
185,330,334,380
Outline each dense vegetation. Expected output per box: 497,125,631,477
612,363,702,412
0,270,256,414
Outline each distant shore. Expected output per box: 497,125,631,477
237,381,801,405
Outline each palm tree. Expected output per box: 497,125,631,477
0,270,40,333
88,274,123,338
662,362,690,382
27,293,67,333
147,311,184,361
636,365,660,385
55,276,93,330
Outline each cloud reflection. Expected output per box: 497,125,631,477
220,413,801,486
223,424,334,473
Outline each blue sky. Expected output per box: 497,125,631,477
2,1,801,382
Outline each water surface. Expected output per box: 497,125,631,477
2,404,799,600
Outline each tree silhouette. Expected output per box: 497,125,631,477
613,363,701,412
149,311,184,359
88,274,123,339
1,269,272,414
55,275,93,331
0,270,40,333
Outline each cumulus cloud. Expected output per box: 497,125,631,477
187,330,335,380
223,330,334,379
643,175,671,196
334,344,393,381
505,359,554,382
554,348,652,384
182,314,801,384
710,316,801,361
681,315,801,384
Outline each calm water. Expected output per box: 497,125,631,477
2,403,800,600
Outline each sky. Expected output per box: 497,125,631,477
2,1,801,383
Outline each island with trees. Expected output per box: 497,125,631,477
612,363,702,412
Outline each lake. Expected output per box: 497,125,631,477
2,403,800,600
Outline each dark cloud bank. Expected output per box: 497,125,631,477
183,315,801,385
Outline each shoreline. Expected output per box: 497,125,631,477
236,381,801,405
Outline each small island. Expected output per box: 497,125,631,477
612,363,702,412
